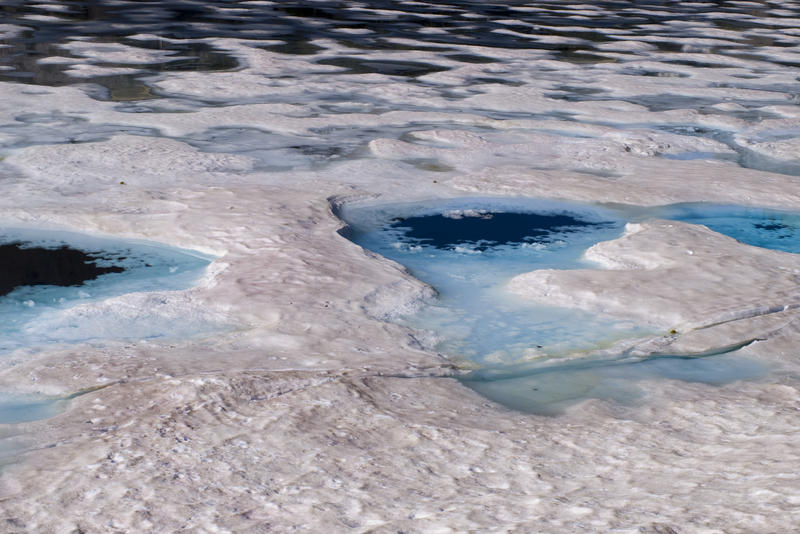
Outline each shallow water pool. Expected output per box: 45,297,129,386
0,394,65,425
0,227,215,352
342,197,645,363
656,203,800,254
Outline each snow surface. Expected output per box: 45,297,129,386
1,2,800,532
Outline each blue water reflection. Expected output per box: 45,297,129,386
657,203,800,254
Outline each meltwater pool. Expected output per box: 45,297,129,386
341,198,785,414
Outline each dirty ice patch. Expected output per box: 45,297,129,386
0,227,217,352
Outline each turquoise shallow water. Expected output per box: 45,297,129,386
656,203,800,254
0,394,66,425
343,198,785,414
464,352,768,416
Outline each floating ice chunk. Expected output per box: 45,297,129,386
442,209,491,220
63,65,145,78
0,24,28,39
593,40,658,53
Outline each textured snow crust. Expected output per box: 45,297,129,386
1,4,800,533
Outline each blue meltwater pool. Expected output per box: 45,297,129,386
341,198,786,415
0,227,216,353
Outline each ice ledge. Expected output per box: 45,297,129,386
508,220,800,332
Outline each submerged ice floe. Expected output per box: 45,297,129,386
343,197,800,413
0,227,216,353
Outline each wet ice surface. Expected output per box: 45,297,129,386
0,228,214,352
2,0,800,531
466,352,768,416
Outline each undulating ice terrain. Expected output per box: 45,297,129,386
1,1,800,532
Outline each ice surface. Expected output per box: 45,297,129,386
1,1,800,532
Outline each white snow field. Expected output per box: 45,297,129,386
0,1,799,532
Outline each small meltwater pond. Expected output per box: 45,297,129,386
0,227,215,353
341,198,796,415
